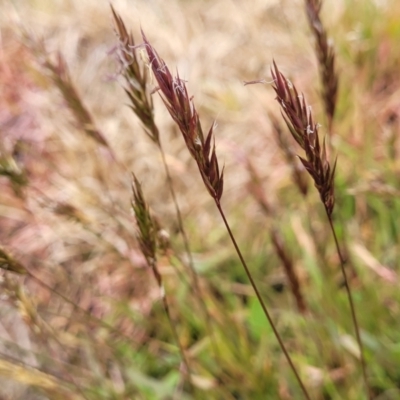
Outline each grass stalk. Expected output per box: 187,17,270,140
0,245,147,347
271,60,370,398
326,213,370,399
142,33,311,399
215,200,311,399
131,175,195,394
158,145,220,357
111,7,218,358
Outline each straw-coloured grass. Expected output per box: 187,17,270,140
0,0,400,398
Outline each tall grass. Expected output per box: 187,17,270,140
0,0,400,398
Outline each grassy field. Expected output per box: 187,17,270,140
1,0,400,398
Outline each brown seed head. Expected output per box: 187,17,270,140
305,0,338,124
142,33,224,201
271,61,336,215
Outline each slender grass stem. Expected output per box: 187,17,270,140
148,258,195,395
132,176,195,395
152,265,194,393
158,143,219,358
142,37,309,397
25,269,136,344
326,212,371,400
215,200,311,400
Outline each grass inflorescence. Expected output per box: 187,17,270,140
0,0,399,399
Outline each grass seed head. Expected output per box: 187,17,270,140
271,61,336,215
0,246,27,275
111,6,160,143
40,50,110,148
305,0,338,124
131,174,158,264
142,33,224,201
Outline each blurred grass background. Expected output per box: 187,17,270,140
0,0,400,398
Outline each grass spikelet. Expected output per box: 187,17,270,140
0,246,27,275
131,175,158,264
111,6,159,143
305,0,339,132
142,33,225,202
131,174,194,393
271,61,336,216
272,60,370,399
27,38,112,151
112,7,219,359
142,34,311,399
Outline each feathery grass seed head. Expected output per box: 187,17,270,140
142,33,224,201
271,61,336,215
111,6,160,143
131,175,157,264
305,0,338,125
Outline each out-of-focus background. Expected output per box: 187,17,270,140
1,0,400,398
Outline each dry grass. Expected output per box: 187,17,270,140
1,0,400,398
